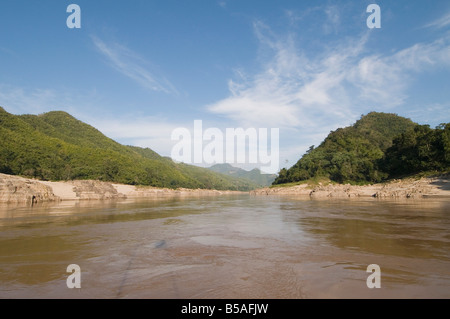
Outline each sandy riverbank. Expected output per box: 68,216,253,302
250,175,450,199
0,173,244,204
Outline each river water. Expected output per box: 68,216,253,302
0,195,449,298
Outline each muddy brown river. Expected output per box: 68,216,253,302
0,195,449,298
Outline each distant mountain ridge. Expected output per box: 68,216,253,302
0,107,257,191
208,163,276,187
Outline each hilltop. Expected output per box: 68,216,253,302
0,107,257,191
273,112,450,185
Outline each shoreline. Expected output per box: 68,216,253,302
0,173,245,205
250,175,450,199
1,172,449,205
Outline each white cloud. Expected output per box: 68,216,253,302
323,5,341,34
0,84,107,120
0,86,58,114
424,11,450,29
86,116,183,157
91,36,178,95
85,117,246,160
207,21,450,132
207,21,362,129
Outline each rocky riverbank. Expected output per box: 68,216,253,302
0,174,58,204
0,173,243,204
250,175,450,199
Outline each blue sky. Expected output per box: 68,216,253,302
1,0,449,173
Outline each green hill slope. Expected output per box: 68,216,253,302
0,107,256,190
274,112,417,185
208,163,276,186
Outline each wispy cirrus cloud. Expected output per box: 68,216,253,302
88,115,182,156
0,84,106,119
0,85,66,115
91,36,178,95
207,20,363,129
423,11,450,29
207,19,450,131
323,5,341,34
218,1,227,9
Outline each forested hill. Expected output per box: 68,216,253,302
0,107,257,190
274,112,450,185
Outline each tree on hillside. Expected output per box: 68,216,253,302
383,124,450,177
273,112,416,185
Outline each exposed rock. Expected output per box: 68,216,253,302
250,184,312,196
373,178,436,198
251,176,450,199
71,180,127,200
0,173,59,204
124,186,243,198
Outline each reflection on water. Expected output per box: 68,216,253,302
0,195,449,298
282,199,450,260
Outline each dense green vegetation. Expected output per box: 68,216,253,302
208,163,276,187
382,123,450,177
274,112,450,185
0,107,256,190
